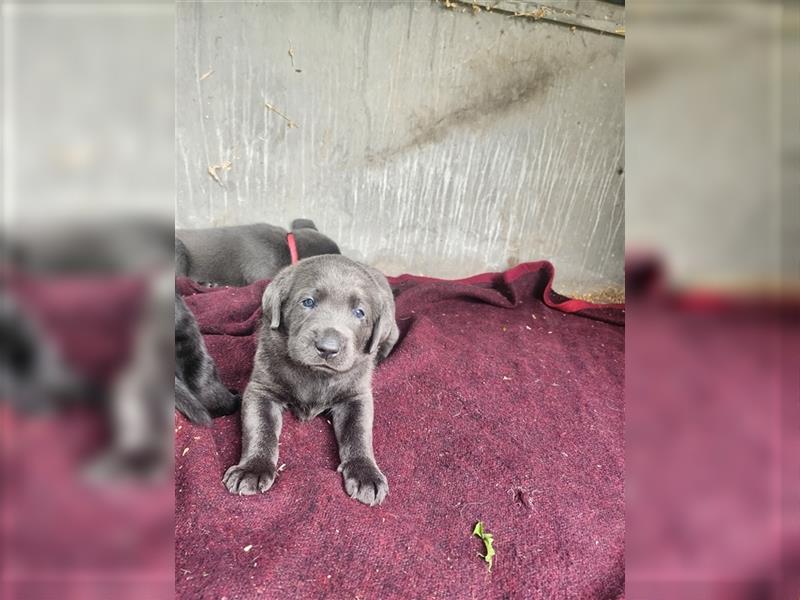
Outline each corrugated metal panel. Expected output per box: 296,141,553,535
176,1,624,295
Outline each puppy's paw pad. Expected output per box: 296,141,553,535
223,462,276,495
339,458,388,506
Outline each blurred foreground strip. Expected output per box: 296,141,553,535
1,0,174,596
1,219,175,599
625,257,799,600
625,0,798,594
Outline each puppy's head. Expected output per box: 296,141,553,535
262,255,397,374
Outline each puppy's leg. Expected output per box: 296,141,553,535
86,359,172,481
331,395,388,506
223,382,282,495
86,272,173,482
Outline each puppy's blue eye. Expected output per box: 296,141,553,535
301,298,316,309
352,308,365,320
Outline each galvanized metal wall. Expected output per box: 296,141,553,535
176,1,624,295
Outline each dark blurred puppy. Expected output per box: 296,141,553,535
175,292,239,425
176,219,340,287
223,255,399,506
0,290,91,413
1,220,176,481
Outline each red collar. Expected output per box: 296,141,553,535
286,232,300,265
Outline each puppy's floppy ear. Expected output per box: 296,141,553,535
368,304,398,357
364,268,399,358
262,267,295,329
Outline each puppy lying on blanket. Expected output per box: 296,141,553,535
224,255,399,506
176,219,340,287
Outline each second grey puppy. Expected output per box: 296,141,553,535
176,220,340,287
223,255,399,506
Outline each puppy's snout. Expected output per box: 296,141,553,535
314,329,341,359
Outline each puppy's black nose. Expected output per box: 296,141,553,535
315,335,340,359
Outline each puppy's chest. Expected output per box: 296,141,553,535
283,379,344,422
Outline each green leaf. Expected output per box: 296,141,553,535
472,521,496,571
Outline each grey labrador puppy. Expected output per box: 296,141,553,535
223,255,399,506
176,219,340,287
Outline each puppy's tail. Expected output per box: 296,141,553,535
202,379,241,418
175,377,212,425
290,218,317,231
175,377,240,426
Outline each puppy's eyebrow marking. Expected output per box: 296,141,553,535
299,288,323,300
348,286,370,305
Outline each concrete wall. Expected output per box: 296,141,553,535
176,1,624,295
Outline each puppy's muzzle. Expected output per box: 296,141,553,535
314,328,342,360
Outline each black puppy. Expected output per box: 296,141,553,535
175,293,239,425
176,219,340,287
223,255,399,506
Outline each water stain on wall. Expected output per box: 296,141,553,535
369,64,555,164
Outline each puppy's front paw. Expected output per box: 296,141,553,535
223,460,276,496
338,457,388,506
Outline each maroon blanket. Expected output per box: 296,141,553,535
175,262,625,599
